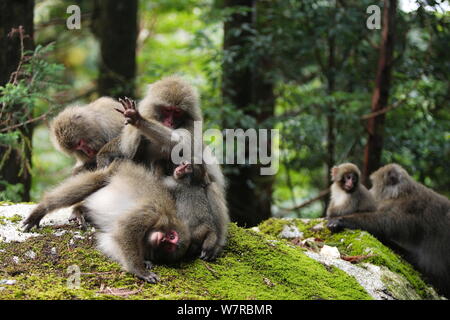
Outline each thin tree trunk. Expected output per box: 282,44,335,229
323,4,336,216
362,0,397,186
0,0,35,201
222,0,275,227
92,0,137,98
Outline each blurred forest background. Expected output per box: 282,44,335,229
0,0,449,227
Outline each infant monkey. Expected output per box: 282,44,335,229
163,161,224,260
326,163,377,218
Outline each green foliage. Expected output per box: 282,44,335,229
26,0,450,205
0,40,67,201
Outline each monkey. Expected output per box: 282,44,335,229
326,163,377,218
163,160,229,261
50,97,125,227
96,76,229,259
22,160,190,283
327,164,450,297
50,97,124,175
97,76,225,188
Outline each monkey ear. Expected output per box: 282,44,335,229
331,166,339,180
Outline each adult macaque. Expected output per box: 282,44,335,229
326,163,377,218
23,160,190,283
50,97,124,227
51,97,124,175
163,161,229,261
328,164,450,297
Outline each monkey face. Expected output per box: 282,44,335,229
340,172,358,192
149,230,180,252
52,114,106,161
148,229,190,264
74,138,97,159
154,105,185,129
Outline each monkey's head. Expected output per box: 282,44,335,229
51,107,109,161
139,76,201,130
331,163,360,193
370,163,415,200
146,218,191,264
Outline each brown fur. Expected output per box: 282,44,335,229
164,162,229,260
50,97,124,170
23,160,190,282
96,76,229,260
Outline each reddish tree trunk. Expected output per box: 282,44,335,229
363,0,397,186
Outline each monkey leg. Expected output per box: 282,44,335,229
23,167,113,231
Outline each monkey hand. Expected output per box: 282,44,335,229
200,244,221,261
137,271,160,284
22,205,46,231
326,218,346,233
116,97,141,126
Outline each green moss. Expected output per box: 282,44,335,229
257,218,437,299
0,222,372,300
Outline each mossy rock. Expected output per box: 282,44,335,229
0,204,442,300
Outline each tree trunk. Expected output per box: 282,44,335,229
0,0,35,201
92,0,137,98
362,0,397,186
222,0,275,227
323,6,336,216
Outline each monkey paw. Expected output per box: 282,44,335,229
144,260,154,270
174,161,192,179
22,214,43,232
200,247,220,261
139,271,160,284
327,219,345,233
116,97,140,126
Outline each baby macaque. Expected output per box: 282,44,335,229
326,163,377,218
163,160,227,261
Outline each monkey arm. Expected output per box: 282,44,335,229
23,167,112,231
134,118,192,159
113,207,162,283
328,209,418,243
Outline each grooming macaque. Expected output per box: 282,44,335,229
97,76,225,187
97,76,229,257
163,161,229,261
51,97,124,175
326,163,377,218
23,160,190,283
50,97,125,227
328,164,450,297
